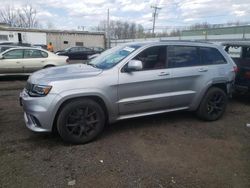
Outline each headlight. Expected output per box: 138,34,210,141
28,85,52,97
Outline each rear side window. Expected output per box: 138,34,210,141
167,46,199,68
200,47,226,65
24,49,48,58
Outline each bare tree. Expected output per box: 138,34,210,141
0,5,17,27
95,20,146,39
0,4,39,28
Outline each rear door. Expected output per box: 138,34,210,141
22,49,49,73
167,45,212,109
118,45,173,115
0,49,24,74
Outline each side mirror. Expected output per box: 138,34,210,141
127,60,143,71
0,54,3,59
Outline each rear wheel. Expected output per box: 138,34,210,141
196,87,227,121
57,99,105,144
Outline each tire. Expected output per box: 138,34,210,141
196,87,228,121
57,99,105,144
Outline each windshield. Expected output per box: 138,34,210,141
88,45,140,69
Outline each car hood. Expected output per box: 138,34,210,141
28,64,103,85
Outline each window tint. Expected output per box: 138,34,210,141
133,46,167,70
168,46,199,68
24,49,47,58
200,47,226,65
3,49,23,59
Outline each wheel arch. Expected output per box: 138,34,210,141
52,95,109,133
191,81,229,111
43,64,55,68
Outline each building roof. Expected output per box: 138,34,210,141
0,26,105,36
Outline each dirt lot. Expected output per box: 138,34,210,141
0,77,250,188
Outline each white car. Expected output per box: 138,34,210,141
0,47,69,75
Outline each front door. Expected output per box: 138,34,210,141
118,45,173,115
0,49,24,74
168,45,227,108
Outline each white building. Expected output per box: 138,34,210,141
0,25,105,51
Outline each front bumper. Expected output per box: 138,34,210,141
20,89,59,132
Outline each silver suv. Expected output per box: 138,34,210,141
20,41,237,144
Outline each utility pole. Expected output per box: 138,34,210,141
151,5,161,36
107,8,110,49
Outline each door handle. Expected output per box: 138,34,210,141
16,62,20,64
198,68,208,72
41,61,45,63
158,72,170,76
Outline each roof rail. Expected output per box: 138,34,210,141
159,39,213,44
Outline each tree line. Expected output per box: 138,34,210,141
0,5,38,28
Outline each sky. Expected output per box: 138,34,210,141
1,0,250,32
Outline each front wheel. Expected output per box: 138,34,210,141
57,99,105,144
196,87,228,121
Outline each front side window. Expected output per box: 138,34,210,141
24,49,48,58
133,46,167,70
200,47,226,65
3,49,23,59
168,46,199,68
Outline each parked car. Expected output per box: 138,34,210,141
56,46,96,60
222,41,250,93
0,45,21,53
89,47,105,54
0,42,32,47
20,41,236,144
0,47,69,75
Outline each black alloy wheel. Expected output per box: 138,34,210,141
57,99,105,144
197,87,227,121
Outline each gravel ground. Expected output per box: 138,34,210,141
0,78,250,188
